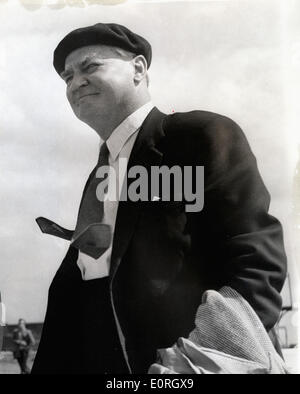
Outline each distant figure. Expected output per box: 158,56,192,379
0,292,3,352
13,319,35,374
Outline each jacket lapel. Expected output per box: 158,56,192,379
109,107,166,279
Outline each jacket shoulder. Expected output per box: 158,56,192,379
162,111,248,157
163,110,243,140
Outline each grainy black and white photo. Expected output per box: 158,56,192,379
0,0,299,376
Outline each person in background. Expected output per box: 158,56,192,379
13,319,35,374
0,293,3,352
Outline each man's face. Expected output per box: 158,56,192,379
18,319,26,330
62,45,135,125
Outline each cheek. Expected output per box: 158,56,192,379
105,78,133,104
66,91,80,118
66,88,72,104
66,89,77,110
93,68,133,96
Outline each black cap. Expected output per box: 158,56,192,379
53,23,152,75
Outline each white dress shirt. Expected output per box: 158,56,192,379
77,101,154,281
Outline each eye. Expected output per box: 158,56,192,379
85,63,100,72
64,75,73,85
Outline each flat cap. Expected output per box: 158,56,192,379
53,23,152,75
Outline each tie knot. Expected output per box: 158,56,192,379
97,142,109,165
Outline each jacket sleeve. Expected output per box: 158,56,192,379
195,114,287,330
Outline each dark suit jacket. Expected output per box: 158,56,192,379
33,107,287,374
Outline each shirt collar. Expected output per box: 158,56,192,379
106,101,154,162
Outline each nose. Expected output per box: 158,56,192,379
68,74,89,95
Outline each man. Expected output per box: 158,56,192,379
32,23,287,374
0,293,3,353
13,319,35,374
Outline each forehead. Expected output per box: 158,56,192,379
64,45,118,71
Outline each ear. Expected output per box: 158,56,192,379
132,55,148,84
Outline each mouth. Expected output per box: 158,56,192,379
78,93,99,101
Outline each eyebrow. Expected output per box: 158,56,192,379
60,56,99,79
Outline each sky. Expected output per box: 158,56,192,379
0,0,299,330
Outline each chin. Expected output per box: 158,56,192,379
73,100,113,125
75,104,95,120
